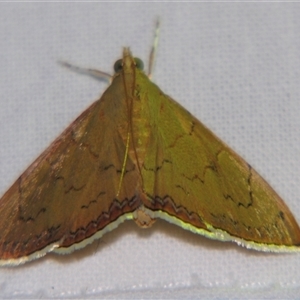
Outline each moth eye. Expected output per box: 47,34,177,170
113,59,123,73
134,57,144,70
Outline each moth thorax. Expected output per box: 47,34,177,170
133,205,156,228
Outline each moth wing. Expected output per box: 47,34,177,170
0,93,140,265
142,94,300,250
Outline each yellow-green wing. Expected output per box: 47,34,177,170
0,79,140,266
140,79,300,251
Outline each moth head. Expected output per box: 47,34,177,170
113,57,144,73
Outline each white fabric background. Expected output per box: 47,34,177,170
0,2,300,299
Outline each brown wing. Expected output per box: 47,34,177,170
0,86,141,265
141,91,300,250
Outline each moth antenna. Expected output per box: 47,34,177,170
148,17,160,79
58,60,112,83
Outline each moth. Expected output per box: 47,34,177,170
0,23,299,266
